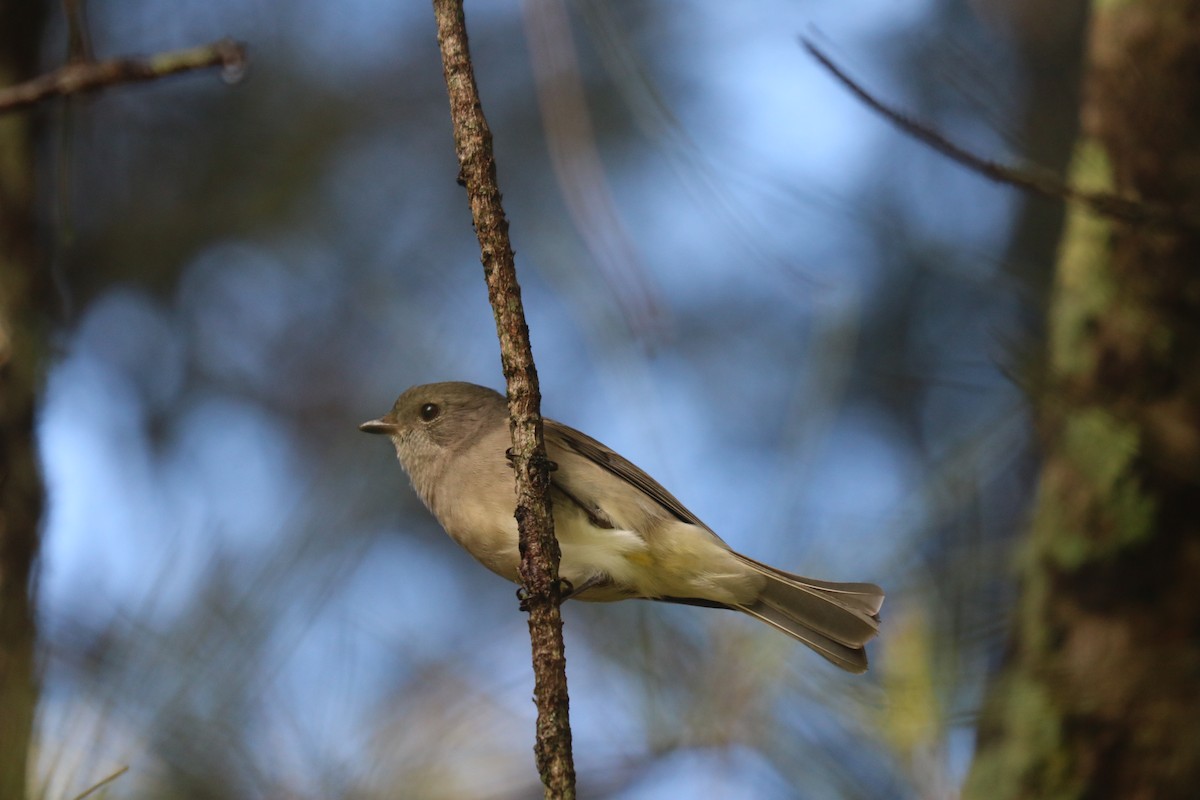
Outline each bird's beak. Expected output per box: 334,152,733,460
359,417,398,435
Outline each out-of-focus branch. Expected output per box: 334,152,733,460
802,37,1197,231
0,3,49,797
430,1,577,798
71,765,129,800
521,0,663,342
0,38,246,115
0,10,246,796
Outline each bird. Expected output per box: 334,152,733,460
361,381,883,672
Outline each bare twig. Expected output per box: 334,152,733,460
802,37,1196,230
0,38,246,115
71,765,129,800
430,1,576,798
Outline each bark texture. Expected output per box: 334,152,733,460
431,2,576,797
966,2,1200,798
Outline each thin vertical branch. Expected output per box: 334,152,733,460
430,1,576,797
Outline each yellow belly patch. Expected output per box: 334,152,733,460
625,550,655,568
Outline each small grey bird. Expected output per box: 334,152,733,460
361,382,883,672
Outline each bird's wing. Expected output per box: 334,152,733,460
543,419,710,530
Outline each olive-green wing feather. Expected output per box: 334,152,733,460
543,420,709,529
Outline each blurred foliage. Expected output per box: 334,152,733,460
25,0,1086,798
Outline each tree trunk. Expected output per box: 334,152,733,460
966,1,1200,798
0,2,48,798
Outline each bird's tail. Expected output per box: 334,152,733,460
731,553,884,674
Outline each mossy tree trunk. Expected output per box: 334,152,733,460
966,1,1200,797
0,2,48,799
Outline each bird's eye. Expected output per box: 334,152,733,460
419,403,440,422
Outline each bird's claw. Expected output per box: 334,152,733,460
516,579,576,610
506,448,558,473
